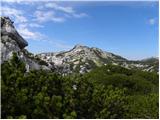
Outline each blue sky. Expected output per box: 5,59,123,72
1,0,159,60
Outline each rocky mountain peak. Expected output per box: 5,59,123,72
37,43,158,74
37,44,129,75
72,44,89,50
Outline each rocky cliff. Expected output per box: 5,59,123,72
1,17,51,71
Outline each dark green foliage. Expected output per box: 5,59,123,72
90,85,128,118
38,60,48,66
125,93,159,118
85,64,158,94
23,52,48,66
1,53,159,119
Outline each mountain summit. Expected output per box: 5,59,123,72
37,45,158,75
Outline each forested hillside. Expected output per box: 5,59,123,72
1,53,159,119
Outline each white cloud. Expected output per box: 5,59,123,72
44,2,88,19
18,28,38,39
45,2,75,14
51,17,65,22
1,1,88,24
1,1,88,44
15,15,28,23
29,23,44,28
148,18,157,25
1,6,28,23
73,13,88,18
34,11,53,22
1,5,46,41
1,0,35,4
17,26,46,40
17,23,43,28
34,10,65,23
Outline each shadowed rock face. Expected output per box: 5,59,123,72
1,16,28,49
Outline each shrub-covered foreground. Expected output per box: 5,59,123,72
1,53,159,119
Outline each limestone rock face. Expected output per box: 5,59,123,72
1,17,28,63
1,17,51,71
1,16,28,49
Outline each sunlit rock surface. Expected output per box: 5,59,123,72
1,17,51,71
37,44,159,74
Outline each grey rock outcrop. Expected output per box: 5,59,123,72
1,17,51,71
1,16,28,49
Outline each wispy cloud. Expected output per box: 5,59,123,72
1,5,46,41
17,24,46,40
73,13,88,18
18,28,44,40
1,0,35,4
1,1,88,24
28,23,44,28
43,2,88,19
45,2,75,14
148,18,157,25
1,1,88,50
1,6,27,23
34,10,65,23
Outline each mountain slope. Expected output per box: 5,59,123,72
37,45,158,74
37,44,127,75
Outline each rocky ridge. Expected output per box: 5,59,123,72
37,45,159,75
